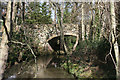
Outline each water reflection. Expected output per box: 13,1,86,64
3,55,74,79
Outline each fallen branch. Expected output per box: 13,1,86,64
10,41,26,45
9,40,38,77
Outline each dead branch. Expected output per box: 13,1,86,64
9,40,38,77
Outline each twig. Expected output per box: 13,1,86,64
115,33,120,39
10,41,26,45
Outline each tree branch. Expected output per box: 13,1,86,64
9,40,38,77
105,31,117,69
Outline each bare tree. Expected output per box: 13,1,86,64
22,2,25,23
81,3,85,41
59,2,68,53
0,1,11,80
110,2,120,79
12,0,17,23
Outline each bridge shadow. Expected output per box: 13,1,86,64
48,35,77,53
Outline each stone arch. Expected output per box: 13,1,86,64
47,33,79,52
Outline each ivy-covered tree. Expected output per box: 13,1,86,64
63,2,71,23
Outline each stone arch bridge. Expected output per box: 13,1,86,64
31,24,79,52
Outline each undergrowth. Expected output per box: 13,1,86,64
61,38,116,78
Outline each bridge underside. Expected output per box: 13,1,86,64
47,35,78,52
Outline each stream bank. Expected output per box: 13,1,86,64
3,55,74,79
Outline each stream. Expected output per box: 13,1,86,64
3,55,74,79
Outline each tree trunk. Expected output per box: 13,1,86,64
81,3,85,41
59,3,64,50
54,6,56,24
49,2,51,18
54,5,58,35
89,6,93,41
12,0,17,33
10,0,17,38
73,35,79,51
86,24,90,40
22,2,25,23
12,0,17,23
72,2,77,23
110,2,120,79
0,1,11,80
0,3,2,20
57,3,68,54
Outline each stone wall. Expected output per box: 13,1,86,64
32,24,79,48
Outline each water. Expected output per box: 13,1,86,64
3,55,74,79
